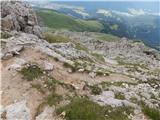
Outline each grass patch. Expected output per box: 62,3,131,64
63,62,77,72
31,83,45,94
44,32,70,43
96,70,109,76
91,53,105,63
20,65,43,81
56,98,134,120
90,85,102,95
141,102,160,120
96,33,120,42
115,92,125,100
75,43,88,52
36,8,103,32
47,93,63,106
0,31,12,39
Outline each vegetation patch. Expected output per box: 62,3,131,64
140,102,160,120
44,32,70,43
31,83,45,94
47,93,63,106
75,43,88,52
1,31,12,39
115,92,125,100
91,53,105,63
90,85,102,95
56,98,134,120
96,33,120,42
20,65,43,81
36,9,103,32
63,62,77,72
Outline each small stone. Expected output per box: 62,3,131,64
89,72,96,78
44,84,47,88
67,69,72,73
43,61,54,71
60,111,66,118
3,53,13,60
78,68,85,72
43,71,46,74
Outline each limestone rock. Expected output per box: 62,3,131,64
43,61,54,71
2,53,13,60
89,72,96,78
92,91,136,107
5,100,31,120
7,58,27,70
1,1,42,38
36,106,54,120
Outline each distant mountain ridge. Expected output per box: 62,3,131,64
30,1,160,50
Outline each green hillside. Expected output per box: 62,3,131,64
36,9,103,32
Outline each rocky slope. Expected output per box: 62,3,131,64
1,1,160,120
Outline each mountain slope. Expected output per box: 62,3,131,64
36,8,103,32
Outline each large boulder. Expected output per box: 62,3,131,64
4,101,31,120
1,1,43,38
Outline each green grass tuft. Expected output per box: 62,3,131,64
115,92,125,100
91,53,105,63
90,85,102,95
1,31,12,39
141,102,160,120
20,65,43,81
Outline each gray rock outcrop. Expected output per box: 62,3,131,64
1,1,43,38
4,101,31,120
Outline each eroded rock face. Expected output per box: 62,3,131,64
1,1,42,38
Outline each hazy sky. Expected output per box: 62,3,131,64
26,0,159,1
